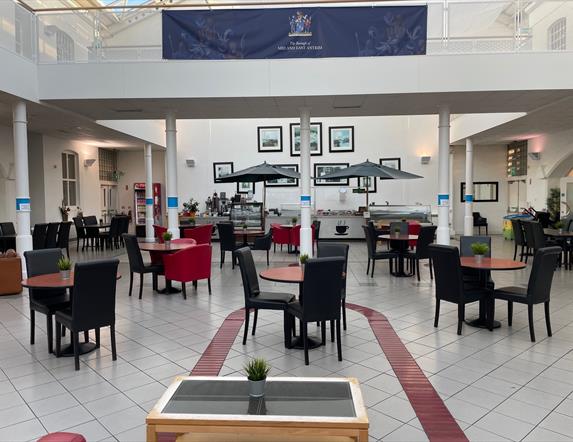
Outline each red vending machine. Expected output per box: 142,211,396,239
134,183,162,237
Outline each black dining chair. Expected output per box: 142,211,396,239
217,222,240,269
32,223,48,250
473,212,488,235
83,216,101,250
23,249,71,354
234,247,295,345
55,259,120,370
459,235,494,290
250,229,272,266
0,222,17,251
428,244,490,335
286,257,345,365
363,225,396,277
317,242,349,331
72,216,87,252
511,219,529,262
100,217,121,250
44,222,60,249
123,234,162,299
405,225,437,281
524,221,562,266
493,247,561,342
57,222,72,258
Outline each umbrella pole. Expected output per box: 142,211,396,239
366,184,369,209
263,181,267,225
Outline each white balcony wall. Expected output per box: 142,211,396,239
529,2,573,51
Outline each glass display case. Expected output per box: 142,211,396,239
369,205,432,223
230,203,264,229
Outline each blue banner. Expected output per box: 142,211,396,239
162,6,427,60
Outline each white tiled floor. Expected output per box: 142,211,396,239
1,236,573,441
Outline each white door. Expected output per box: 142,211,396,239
100,185,118,223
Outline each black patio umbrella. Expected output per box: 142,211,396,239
315,160,423,207
217,161,301,208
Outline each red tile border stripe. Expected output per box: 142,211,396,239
164,304,468,442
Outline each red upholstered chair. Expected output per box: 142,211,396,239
37,433,86,442
183,224,213,245
153,225,167,243
271,223,290,252
408,222,422,249
163,244,212,298
290,225,315,252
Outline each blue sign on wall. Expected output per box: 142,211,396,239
162,6,427,60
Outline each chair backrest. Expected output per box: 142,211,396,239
531,221,548,250
511,219,526,246
218,222,237,251
568,219,573,232
121,216,130,235
535,211,551,228
234,247,261,303
83,216,98,226
183,224,213,245
56,222,72,249
312,220,321,240
428,244,465,304
527,246,561,304
45,222,60,248
317,242,349,297
153,224,167,243
0,222,16,235
32,223,49,250
389,221,408,234
300,257,345,322
415,225,437,258
122,234,145,272
109,217,121,237
459,236,491,257
72,217,85,238
24,248,65,299
164,244,212,281
72,259,119,330
362,225,376,258
254,230,272,250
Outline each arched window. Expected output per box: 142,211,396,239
548,18,566,50
62,151,79,206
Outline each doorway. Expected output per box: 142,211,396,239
100,184,117,224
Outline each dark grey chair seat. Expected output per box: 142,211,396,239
255,291,295,307
493,286,527,301
30,294,70,315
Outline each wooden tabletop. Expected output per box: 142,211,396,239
234,230,265,236
544,228,573,238
460,257,527,271
138,239,196,252
22,272,122,289
279,224,296,228
379,234,418,241
259,266,303,283
85,224,110,229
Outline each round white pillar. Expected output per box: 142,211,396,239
13,101,32,273
144,144,155,242
464,138,474,236
449,147,455,237
437,106,451,245
165,113,180,239
299,107,312,257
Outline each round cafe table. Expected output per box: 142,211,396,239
379,234,418,277
259,266,321,350
460,257,526,329
234,229,265,246
22,271,122,357
139,239,197,294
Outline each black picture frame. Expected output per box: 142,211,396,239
266,164,299,187
379,157,401,171
257,126,283,153
314,163,350,186
357,176,377,193
329,126,354,153
213,162,234,183
461,181,499,202
237,182,255,194
290,122,322,157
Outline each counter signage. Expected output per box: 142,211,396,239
162,6,427,60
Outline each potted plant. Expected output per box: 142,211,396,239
471,242,489,264
182,199,200,218
299,253,309,275
291,216,298,226
57,257,72,279
163,231,173,248
244,357,271,398
59,200,70,222
554,220,564,233
242,222,248,231
393,227,401,237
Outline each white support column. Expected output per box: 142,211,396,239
144,144,155,242
165,113,180,239
464,138,474,236
13,101,32,272
449,147,455,237
299,107,312,257
437,105,451,245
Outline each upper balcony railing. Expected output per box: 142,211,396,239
1,0,572,64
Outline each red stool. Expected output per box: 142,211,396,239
38,433,86,442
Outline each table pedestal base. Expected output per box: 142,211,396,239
466,318,501,329
60,342,97,357
290,336,322,350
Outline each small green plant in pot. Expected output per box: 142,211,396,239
291,216,298,225
57,257,72,279
471,242,489,263
299,253,309,274
163,231,173,247
244,357,271,398
554,220,564,232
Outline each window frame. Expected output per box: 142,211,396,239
61,151,79,207
548,17,567,51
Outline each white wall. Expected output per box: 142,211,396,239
528,3,573,51
0,125,15,224
452,144,508,234
174,115,439,213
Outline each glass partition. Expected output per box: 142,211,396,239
369,205,432,223
230,203,264,229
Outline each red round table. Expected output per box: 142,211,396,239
460,257,526,329
378,234,419,277
22,272,122,356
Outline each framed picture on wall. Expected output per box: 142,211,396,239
461,182,499,202
329,126,354,152
314,163,349,186
213,162,234,183
379,157,401,170
266,164,299,187
237,182,255,194
257,126,283,152
357,176,377,193
290,123,322,156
